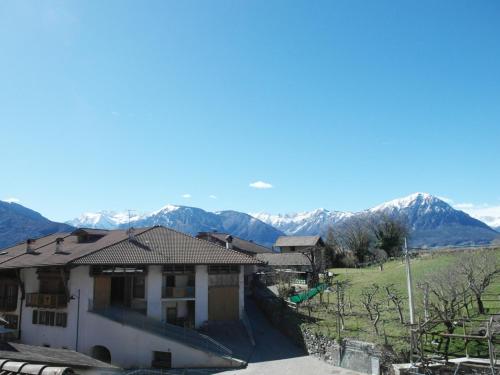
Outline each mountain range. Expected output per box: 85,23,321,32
0,193,499,250
254,193,499,247
0,200,73,249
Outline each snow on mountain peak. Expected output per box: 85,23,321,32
151,204,180,216
369,192,442,212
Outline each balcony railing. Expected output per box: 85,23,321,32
26,293,67,309
162,286,195,299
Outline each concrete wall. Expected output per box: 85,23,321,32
194,265,208,327
146,265,162,320
238,266,244,318
79,310,238,368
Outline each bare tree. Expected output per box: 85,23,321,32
455,249,499,314
384,284,405,324
361,284,383,335
301,245,324,287
340,218,373,264
332,280,350,332
373,248,388,271
417,265,468,360
370,215,408,258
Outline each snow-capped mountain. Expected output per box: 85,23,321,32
66,205,283,248
66,211,136,229
365,192,498,247
253,193,500,247
252,209,353,236
65,192,499,248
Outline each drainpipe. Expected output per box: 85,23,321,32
15,269,25,340
75,289,81,351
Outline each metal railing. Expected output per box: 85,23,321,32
88,299,232,357
162,286,195,299
26,293,67,308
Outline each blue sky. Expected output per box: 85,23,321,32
1,1,499,222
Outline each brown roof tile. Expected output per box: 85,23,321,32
0,226,260,269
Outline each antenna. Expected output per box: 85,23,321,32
127,209,136,231
127,209,137,240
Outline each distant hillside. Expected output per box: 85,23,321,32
0,201,74,249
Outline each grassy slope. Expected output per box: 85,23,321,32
301,248,500,356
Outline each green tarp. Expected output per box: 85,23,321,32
289,283,327,304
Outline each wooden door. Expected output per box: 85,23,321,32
93,276,111,310
208,286,239,321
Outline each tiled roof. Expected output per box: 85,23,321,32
0,342,118,369
256,252,311,267
0,229,144,269
274,235,323,248
197,232,272,254
73,226,261,265
0,226,260,269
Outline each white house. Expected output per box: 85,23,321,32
0,226,260,369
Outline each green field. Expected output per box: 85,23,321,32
298,248,500,357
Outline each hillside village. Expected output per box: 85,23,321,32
0,198,499,374
2,1,500,374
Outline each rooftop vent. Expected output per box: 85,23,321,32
26,239,36,253
225,235,233,250
55,237,65,253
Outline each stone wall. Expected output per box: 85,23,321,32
302,328,381,375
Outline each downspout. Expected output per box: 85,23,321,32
15,269,25,340
75,289,81,351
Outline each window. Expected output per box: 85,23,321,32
290,246,296,252
38,310,55,325
56,312,67,327
163,265,194,274
208,265,239,274
165,275,175,287
32,310,66,327
152,351,172,369
132,276,145,299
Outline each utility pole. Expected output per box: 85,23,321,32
336,280,341,340
405,238,415,325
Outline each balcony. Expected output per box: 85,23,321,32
26,293,67,309
162,286,195,299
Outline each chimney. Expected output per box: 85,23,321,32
225,235,233,250
127,227,135,241
26,239,35,253
55,237,64,253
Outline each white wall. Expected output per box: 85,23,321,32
19,265,95,350
194,265,208,328
146,265,162,320
78,311,239,368
238,266,244,318
18,264,243,369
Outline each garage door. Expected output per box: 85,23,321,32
208,286,239,321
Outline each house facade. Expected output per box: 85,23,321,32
195,232,273,289
0,227,259,369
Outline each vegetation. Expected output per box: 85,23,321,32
295,247,500,359
325,215,408,269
